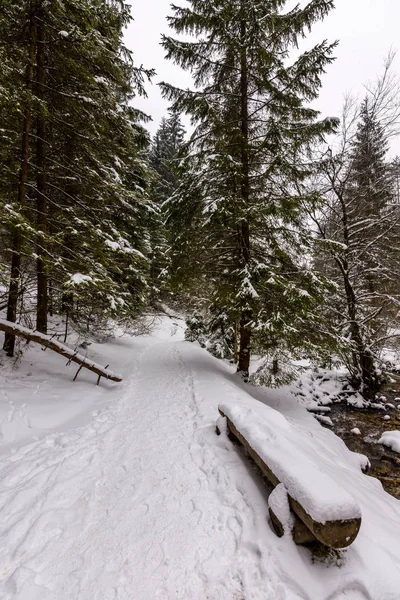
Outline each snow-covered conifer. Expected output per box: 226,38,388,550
149,113,186,301
1,0,155,350
161,0,338,375
312,90,400,395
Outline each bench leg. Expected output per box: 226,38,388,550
269,507,318,545
292,516,318,545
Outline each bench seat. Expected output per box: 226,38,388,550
218,400,362,549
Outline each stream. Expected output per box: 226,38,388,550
321,381,400,499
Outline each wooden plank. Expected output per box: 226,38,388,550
269,506,318,545
219,409,361,549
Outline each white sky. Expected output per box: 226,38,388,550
125,0,400,147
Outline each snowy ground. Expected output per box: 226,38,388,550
1,316,400,599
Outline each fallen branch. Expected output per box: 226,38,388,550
0,318,122,383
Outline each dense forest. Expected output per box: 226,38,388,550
2,0,399,398
1,2,400,598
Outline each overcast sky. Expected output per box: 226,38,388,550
124,0,400,143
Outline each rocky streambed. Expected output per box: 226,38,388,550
320,382,400,500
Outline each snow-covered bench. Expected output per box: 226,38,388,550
217,402,362,549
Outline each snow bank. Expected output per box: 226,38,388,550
294,369,367,411
0,320,135,449
219,400,361,524
378,430,400,453
1,315,399,600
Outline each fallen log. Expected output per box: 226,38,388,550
218,407,361,549
0,319,122,383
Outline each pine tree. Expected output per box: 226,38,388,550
350,98,391,217
149,113,186,301
161,0,338,375
1,1,38,353
1,0,154,352
313,96,400,396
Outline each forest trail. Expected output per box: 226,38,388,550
1,318,400,600
0,325,286,600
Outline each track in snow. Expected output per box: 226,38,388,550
1,319,400,600
0,334,285,600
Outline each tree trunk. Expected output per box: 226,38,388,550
237,11,252,377
3,13,37,356
335,193,379,398
238,308,252,375
35,11,48,334
342,262,378,397
272,358,279,376
48,279,54,316
233,319,239,364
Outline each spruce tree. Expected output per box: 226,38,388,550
350,98,391,216
348,97,396,308
161,0,338,375
149,113,186,301
151,113,185,203
1,0,154,352
1,0,38,353
313,97,400,396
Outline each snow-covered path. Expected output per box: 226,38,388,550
1,318,400,599
0,330,284,599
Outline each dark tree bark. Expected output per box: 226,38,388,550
334,189,378,397
342,265,377,397
237,11,252,377
35,9,48,334
3,12,37,356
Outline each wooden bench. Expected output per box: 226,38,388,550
217,404,362,549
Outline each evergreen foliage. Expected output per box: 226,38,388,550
184,308,235,360
0,0,154,351
313,96,400,395
161,0,338,375
151,113,185,203
1,1,399,400
149,113,186,301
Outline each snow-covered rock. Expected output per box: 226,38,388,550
379,431,400,454
351,427,361,436
314,414,333,427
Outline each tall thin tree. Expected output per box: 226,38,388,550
161,0,338,375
